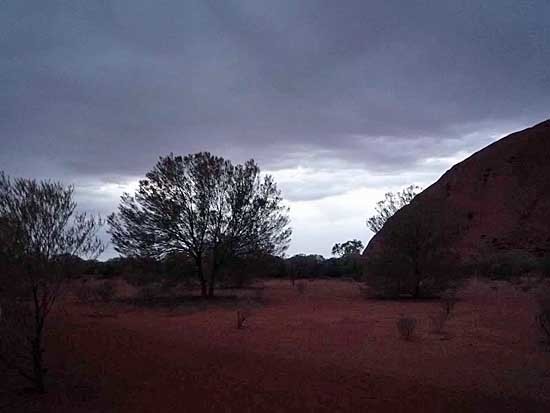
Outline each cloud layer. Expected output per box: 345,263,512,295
1,1,549,257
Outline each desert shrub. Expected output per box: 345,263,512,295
236,309,252,329
477,251,538,280
75,281,116,303
253,287,266,303
536,290,550,343
539,256,550,278
296,281,307,295
396,316,417,340
357,283,371,299
429,312,448,334
136,284,161,302
75,283,96,303
96,281,116,302
440,289,458,315
0,299,35,382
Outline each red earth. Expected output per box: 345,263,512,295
3,278,550,412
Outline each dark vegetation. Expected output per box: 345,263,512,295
108,152,291,298
0,173,104,393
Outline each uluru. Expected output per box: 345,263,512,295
364,119,550,263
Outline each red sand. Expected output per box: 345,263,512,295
3,279,550,412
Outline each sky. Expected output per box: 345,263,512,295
1,1,549,259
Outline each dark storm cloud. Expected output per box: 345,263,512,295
1,0,549,188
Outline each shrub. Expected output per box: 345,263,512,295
75,281,116,303
357,283,371,299
396,316,417,340
96,281,116,302
236,309,251,329
430,311,449,334
536,290,550,343
253,287,266,303
75,283,95,303
478,251,538,280
136,284,161,302
440,289,458,316
539,256,550,278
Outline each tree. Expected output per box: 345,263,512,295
0,172,104,392
366,185,422,233
331,239,364,257
365,203,461,298
108,152,291,298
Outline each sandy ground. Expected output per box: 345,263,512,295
2,278,550,412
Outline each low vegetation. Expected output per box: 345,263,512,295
0,173,104,393
536,288,550,344
396,316,417,341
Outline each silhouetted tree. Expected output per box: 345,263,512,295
366,185,421,233
366,203,460,298
108,153,291,298
332,239,364,257
0,173,104,392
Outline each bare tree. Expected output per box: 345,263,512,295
0,172,104,393
108,152,291,298
366,185,422,233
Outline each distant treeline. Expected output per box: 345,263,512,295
73,253,365,286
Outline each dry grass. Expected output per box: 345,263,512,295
396,316,417,340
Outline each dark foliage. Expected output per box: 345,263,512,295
0,172,104,392
365,204,463,298
366,185,421,233
108,153,291,298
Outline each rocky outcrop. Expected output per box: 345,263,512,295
364,119,550,262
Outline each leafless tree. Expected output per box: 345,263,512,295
0,172,104,392
366,185,422,233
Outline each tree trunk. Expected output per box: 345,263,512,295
413,259,421,298
208,265,217,298
31,334,45,393
31,288,46,393
196,257,207,298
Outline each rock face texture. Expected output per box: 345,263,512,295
364,119,550,261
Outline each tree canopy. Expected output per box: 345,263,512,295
366,185,422,233
331,239,364,257
0,172,104,392
108,152,291,297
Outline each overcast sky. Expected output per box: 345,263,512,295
1,1,549,259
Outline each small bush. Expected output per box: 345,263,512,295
75,283,96,303
478,251,538,280
253,287,265,303
357,284,371,299
539,256,550,278
296,281,307,295
136,284,161,302
536,291,550,343
430,311,449,334
76,281,115,303
440,289,458,316
236,309,251,329
396,316,417,340
96,281,116,302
